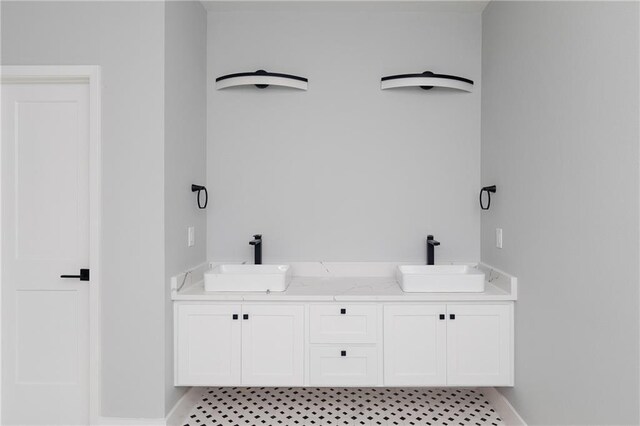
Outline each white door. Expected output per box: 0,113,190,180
446,304,513,386
241,304,304,386
2,82,90,424
383,305,447,386
176,304,241,386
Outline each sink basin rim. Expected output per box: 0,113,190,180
205,264,291,292
396,264,486,293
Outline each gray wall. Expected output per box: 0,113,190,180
164,0,207,415
207,3,482,263
481,2,639,424
1,1,168,418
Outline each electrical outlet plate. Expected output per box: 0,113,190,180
188,226,195,247
496,228,503,249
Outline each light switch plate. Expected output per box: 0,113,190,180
188,226,195,247
496,228,503,249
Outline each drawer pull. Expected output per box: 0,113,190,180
341,350,347,357
449,314,455,320
439,314,445,320
340,308,346,314
232,314,238,320
243,314,249,320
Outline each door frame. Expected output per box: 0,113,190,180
0,65,102,424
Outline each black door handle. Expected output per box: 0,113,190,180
450,314,455,320
60,268,90,281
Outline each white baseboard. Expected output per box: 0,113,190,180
166,387,202,426
480,387,527,426
95,387,201,426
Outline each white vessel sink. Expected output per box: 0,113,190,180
396,265,485,293
205,264,291,292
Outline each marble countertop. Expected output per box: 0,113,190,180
171,263,517,302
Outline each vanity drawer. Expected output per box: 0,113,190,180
309,346,378,386
309,305,378,343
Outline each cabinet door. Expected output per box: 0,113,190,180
176,304,241,386
383,305,447,386
446,304,513,386
241,305,304,386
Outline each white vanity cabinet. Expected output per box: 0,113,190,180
173,266,517,388
383,303,513,387
175,303,304,386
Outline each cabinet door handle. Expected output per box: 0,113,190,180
449,314,455,320
341,350,347,357
232,314,238,320
243,314,249,320
340,308,346,315
439,314,445,320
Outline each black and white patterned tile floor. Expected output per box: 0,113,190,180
181,387,504,426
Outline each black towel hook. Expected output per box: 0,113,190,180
479,185,496,210
191,184,208,209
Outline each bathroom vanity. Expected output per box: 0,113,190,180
172,263,516,388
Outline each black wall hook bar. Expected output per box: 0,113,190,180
192,184,208,209
480,185,496,210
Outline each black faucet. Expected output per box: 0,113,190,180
249,234,262,265
426,235,440,265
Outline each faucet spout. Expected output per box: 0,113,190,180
426,235,440,265
249,234,262,265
